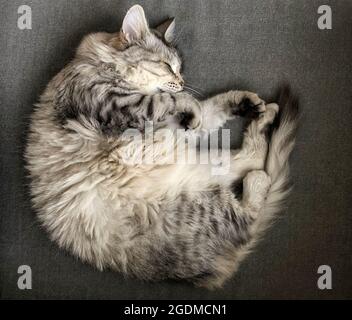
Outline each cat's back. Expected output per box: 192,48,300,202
25,84,131,269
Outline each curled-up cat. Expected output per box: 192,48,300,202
25,5,299,288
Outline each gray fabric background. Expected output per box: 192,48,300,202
0,0,351,299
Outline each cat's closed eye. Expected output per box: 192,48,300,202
164,62,174,73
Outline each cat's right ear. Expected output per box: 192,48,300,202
155,18,175,43
122,5,149,43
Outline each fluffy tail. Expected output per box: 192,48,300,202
254,85,300,234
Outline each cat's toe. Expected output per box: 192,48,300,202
178,111,200,130
257,103,279,130
232,97,264,119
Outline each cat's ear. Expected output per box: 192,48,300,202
155,18,175,43
122,5,149,43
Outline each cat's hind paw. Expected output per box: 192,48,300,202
257,103,279,131
243,170,271,216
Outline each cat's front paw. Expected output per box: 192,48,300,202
232,91,265,119
177,111,201,130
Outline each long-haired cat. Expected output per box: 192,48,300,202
25,5,299,288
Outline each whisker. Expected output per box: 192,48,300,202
185,83,205,94
184,85,201,94
182,76,205,92
184,85,204,98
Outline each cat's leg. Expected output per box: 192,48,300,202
167,90,264,132
192,170,272,289
228,103,279,182
200,90,266,131
241,170,271,219
160,103,278,189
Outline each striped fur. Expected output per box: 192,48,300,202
25,5,299,288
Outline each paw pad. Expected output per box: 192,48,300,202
233,98,263,119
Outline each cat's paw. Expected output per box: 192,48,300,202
244,170,271,195
232,91,265,119
257,103,279,131
243,170,271,215
177,111,201,130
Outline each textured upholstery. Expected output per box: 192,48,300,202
1,0,351,299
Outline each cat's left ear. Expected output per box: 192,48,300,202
156,18,175,43
122,5,150,43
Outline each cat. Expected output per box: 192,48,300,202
25,5,299,289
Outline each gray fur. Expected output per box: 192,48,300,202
25,5,299,288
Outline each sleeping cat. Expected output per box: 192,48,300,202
25,5,298,288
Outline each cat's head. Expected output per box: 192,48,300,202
76,5,183,95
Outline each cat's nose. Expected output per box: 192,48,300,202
176,73,184,87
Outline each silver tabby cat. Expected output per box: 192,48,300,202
25,5,299,288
